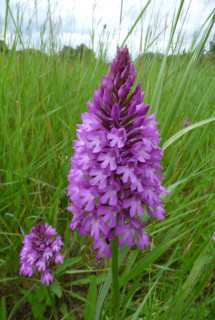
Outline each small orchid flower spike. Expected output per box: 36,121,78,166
19,223,64,285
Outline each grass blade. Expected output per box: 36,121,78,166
8,285,36,320
162,116,215,150
150,0,185,114
121,0,151,48
84,276,97,320
0,298,6,320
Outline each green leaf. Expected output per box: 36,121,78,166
163,116,215,150
60,303,69,317
95,246,128,320
46,287,58,320
95,269,111,320
71,272,106,285
131,277,160,320
0,277,19,283
8,285,36,320
120,224,186,284
161,12,215,139
150,0,185,114
51,281,62,298
34,285,46,302
121,0,152,48
165,239,211,319
84,276,97,320
55,257,82,274
0,298,6,320
32,302,46,319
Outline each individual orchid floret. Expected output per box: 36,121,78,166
67,45,169,259
19,223,64,285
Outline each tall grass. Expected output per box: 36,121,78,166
0,0,215,319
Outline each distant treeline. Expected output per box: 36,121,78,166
0,40,95,61
60,44,95,60
1,39,215,62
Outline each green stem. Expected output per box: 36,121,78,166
47,286,58,320
112,239,120,320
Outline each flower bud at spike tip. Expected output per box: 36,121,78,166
67,46,169,260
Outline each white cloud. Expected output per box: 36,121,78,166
0,0,214,58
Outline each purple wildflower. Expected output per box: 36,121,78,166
67,46,169,259
19,223,64,285
183,118,190,128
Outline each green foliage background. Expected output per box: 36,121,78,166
0,0,215,319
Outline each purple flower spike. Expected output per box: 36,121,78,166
67,46,168,259
19,223,64,285
183,118,190,128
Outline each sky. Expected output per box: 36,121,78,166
0,0,214,59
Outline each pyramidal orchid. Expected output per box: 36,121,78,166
19,223,64,286
67,46,168,260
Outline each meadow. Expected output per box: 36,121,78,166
0,1,215,319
